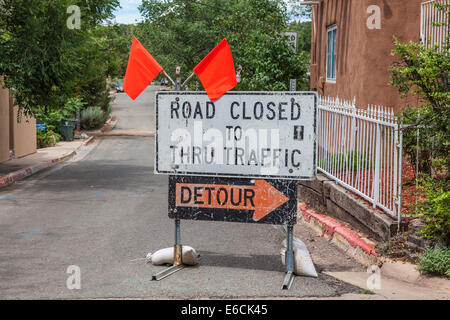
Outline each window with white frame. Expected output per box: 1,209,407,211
326,25,337,81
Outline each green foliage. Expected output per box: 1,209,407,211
418,246,450,278
137,0,309,91
390,3,449,177
416,177,450,246
0,0,124,117
36,129,61,149
319,151,372,172
287,21,312,52
400,105,449,176
34,97,84,132
80,106,110,130
390,4,449,249
76,24,133,112
0,0,84,116
285,0,312,21
357,289,375,295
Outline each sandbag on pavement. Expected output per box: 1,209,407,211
281,237,318,278
146,246,199,266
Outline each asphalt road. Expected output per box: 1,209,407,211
0,86,362,299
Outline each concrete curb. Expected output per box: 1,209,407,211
85,116,118,136
0,151,75,189
82,136,95,145
298,202,379,267
298,203,450,287
96,130,155,137
100,116,114,132
0,137,94,190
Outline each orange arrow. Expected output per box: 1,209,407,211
175,180,289,221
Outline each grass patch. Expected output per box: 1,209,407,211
417,246,450,278
357,289,375,295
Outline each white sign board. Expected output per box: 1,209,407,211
289,79,297,91
284,31,298,53
155,92,317,180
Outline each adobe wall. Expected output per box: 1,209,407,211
0,80,10,163
298,173,406,241
311,0,424,113
12,105,36,158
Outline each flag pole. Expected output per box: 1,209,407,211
181,72,196,89
162,70,176,87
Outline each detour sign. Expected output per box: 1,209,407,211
169,176,297,225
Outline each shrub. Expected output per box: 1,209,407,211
418,246,450,278
34,97,85,133
417,177,450,246
36,129,60,149
318,151,372,172
80,106,109,130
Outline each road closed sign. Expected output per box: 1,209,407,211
156,92,317,180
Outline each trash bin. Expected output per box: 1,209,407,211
60,119,77,141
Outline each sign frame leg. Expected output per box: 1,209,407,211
151,218,186,281
282,225,295,290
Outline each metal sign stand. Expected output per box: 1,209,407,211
282,225,295,290
152,67,302,291
152,218,185,280
282,79,298,290
152,67,188,282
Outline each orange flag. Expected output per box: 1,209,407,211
123,37,163,100
193,39,237,102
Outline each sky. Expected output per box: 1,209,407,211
112,0,143,25
112,0,304,25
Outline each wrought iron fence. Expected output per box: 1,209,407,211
421,0,449,52
317,96,403,219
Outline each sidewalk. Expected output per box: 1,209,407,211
0,109,117,190
0,137,94,189
296,202,450,299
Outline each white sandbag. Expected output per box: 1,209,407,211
281,237,318,278
146,246,199,266
282,238,308,251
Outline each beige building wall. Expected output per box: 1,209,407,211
0,81,10,162
11,105,36,158
310,0,425,113
0,77,37,162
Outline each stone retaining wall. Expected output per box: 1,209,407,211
298,173,406,241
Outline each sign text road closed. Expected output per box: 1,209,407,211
156,92,317,180
169,176,297,225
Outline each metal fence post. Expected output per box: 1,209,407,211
372,122,381,208
397,119,403,226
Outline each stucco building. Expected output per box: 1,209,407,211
308,0,445,113
0,78,37,163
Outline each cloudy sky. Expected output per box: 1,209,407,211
113,0,301,25
112,0,143,25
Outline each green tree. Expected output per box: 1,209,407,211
286,0,312,21
0,0,84,116
75,23,133,111
0,0,122,117
219,0,308,91
137,0,308,91
390,3,449,177
138,0,224,82
288,20,312,52
390,3,449,243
